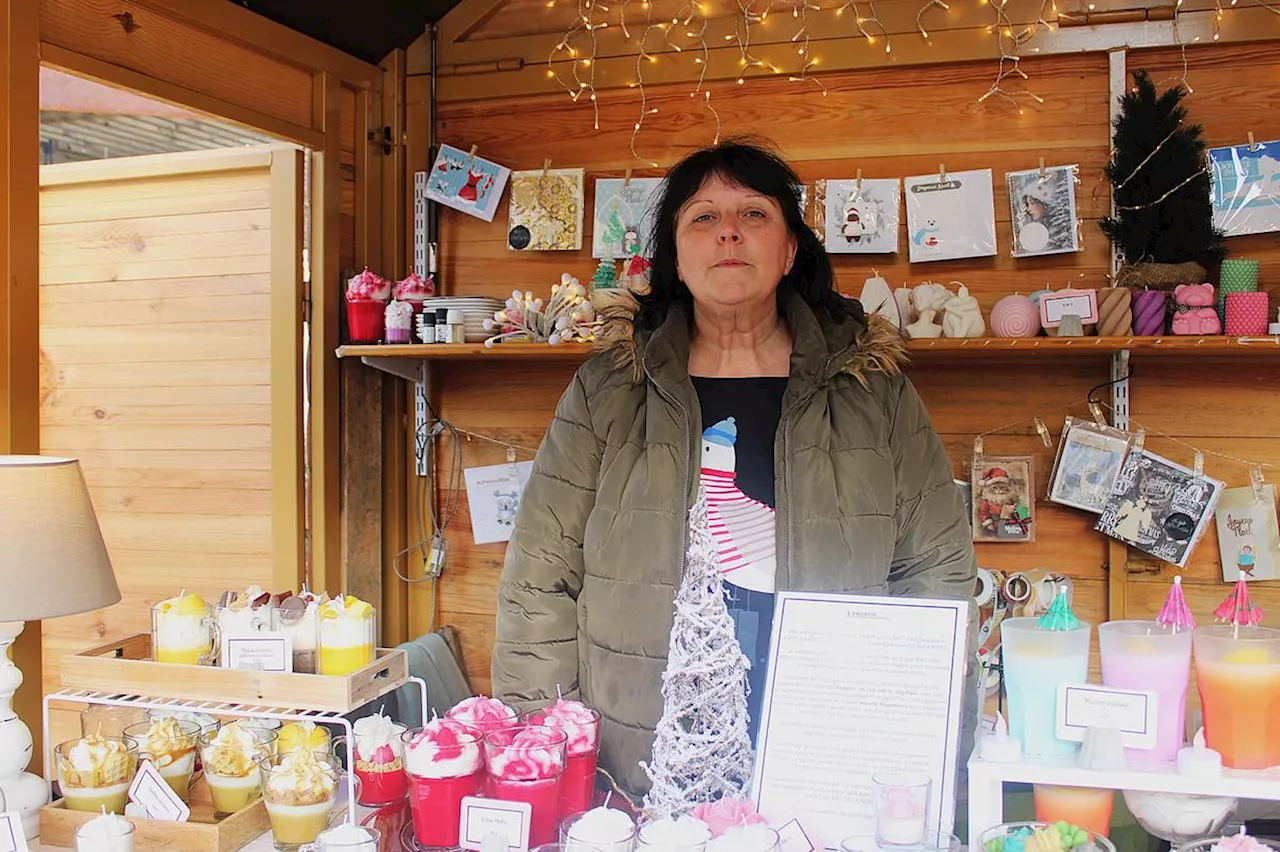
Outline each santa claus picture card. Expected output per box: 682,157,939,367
1095,449,1224,569
972,457,1036,543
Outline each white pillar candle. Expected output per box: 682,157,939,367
75,812,135,852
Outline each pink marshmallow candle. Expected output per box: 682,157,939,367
446,695,519,736
524,698,601,818
484,725,569,847
344,267,390,302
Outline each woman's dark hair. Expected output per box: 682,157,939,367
636,138,852,331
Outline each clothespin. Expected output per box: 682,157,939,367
506,445,519,478
542,157,552,179
939,163,947,182
623,167,633,189
1251,464,1266,504
1248,131,1259,152
467,143,478,164
1193,450,1205,480
973,435,985,469
1038,157,1047,179
1089,400,1108,427
1132,428,1146,455
856,168,863,189
1034,417,1053,448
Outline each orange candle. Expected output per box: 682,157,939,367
1034,785,1114,837
1193,625,1280,770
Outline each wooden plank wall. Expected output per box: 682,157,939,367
423,44,1280,695
38,151,283,742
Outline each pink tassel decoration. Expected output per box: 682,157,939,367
1156,574,1196,631
1214,572,1265,628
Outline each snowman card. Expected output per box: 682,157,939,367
592,177,662,259
1007,165,1082,257
425,144,511,223
816,178,901,254
904,169,997,263
1095,450,1224,569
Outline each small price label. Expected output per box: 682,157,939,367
777,818,816,852
222,634,293,672
459,796,530,851
0,813,29,852
128,759,191,822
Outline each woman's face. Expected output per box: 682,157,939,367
674,175,797,314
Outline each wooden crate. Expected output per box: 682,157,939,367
39,777,270,851
61,634,407,713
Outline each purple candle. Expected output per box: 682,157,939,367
1133,290,1167,336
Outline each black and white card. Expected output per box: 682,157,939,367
1095,449,1224,568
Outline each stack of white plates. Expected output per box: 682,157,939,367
414,296,506,344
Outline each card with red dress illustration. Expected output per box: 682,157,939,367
425,143,511,222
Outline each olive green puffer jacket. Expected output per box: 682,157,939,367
492,290,978,796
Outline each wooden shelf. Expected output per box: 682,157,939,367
338,335,1280,379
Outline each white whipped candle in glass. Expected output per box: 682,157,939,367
706,824,780,852
637,816,713,851
75,811,136,852
564,806,636,851
315,823,380,850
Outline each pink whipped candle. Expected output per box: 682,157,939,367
483,725,568,847
351,714,407,806
393,272,434,319
525,699,601,818
447,695,519,736
403,720,484,849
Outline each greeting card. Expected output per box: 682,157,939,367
508,168,585,251
1007,165,1082,257
1215,484,1280,582
816,178,901,254
904,169,997,263
592,177,662,259
425,144,510,222
1209,141,1280,237
1048,417,1133,514
464,462,534,545
972,456,1035,543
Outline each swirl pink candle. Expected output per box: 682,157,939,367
483,725,568,847
447,695,519,736
525,699,601,818
403,719,484,849
1133,290,1168,336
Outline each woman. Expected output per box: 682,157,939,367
492,140,977,797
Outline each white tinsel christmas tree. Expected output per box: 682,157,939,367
641,487,755,818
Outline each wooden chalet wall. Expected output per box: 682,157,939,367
414,31,1280,695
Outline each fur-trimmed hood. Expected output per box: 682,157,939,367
590,286,908,390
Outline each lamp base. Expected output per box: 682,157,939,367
0,772,47,838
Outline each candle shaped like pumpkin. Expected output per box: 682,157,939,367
1133,290,1168,336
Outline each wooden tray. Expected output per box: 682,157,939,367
61,634,407,713
39,777,269,851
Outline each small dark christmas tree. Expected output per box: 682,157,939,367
1100,70,1225,280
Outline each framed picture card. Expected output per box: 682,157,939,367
904,169,997,263
1048,417,1134,514
1095,450,1225,569
816,178,901,254
425,144,510,222
1007,165,1082,257
972,456,1036,542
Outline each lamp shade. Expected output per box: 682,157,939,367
0,456,120,621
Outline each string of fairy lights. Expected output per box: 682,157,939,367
543,0,1256,162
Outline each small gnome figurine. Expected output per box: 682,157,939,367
941,283,985,338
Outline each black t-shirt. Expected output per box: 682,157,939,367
691,376,787,742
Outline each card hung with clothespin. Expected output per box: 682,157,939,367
463,459,535,545
426,143,512,223
1006,163,1083,257
817,177,902,254
507,165,585,251
1208,136,1280,238
1048,416,1135,514
972,455,1036,543
1095,449,1225,569
1214,472,1280,583
904,168,997,263
591,176,662,259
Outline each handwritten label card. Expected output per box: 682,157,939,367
777,818,817,852
222,634,293,672
128,760,191,822
1056,683,1158,748
0,814,29,852
751,593,969,851
459,796,530,851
